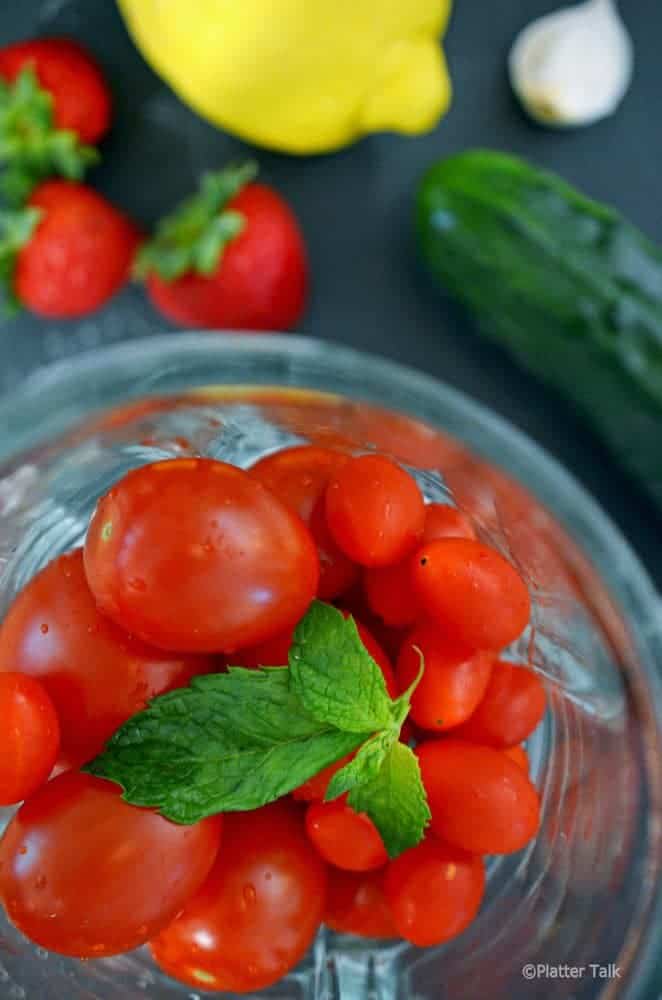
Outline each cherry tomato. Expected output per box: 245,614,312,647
396,624,493,732
0,550,212,767
84,458,319,653
385,837,485,946
504,745,530,773
305,796,388,872
324,867,397,939
325,454,425,567
417,739,540,854
411,538,531,651
233,629,294,668
363,561,421,627
0,772,221,957
249,446,357,599
453,662,546,748
292,753,355,802
309,496,359,599
250,445,347,520
150,801,326,994
423,503,476,542
0,673,60,805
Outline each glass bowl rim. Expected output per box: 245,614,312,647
0,332,658,608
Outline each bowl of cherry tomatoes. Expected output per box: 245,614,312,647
0,334,660,1000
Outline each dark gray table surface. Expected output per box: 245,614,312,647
1,0,661,587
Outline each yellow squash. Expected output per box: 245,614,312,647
117,0,452,154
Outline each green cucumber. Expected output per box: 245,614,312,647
417,149,662,507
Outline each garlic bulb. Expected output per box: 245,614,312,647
509,0,633,127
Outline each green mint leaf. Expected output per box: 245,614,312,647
86,666,370,824
288,601,393,734
134,162,257,281
347,741,431,859
325,728,397,800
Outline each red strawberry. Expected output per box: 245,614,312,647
137,163,308,331
2,179,140,318
0,38,112,203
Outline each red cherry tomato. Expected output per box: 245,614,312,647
233,629,294,668
150,801,326,994
305,796,388,872
417,739,540,854
249,446,358,600
0,673,60,805
423,503,476,542
250,445,347,521
0,772,221,957
453,662,546,748
325,455,425,567
411,538,530,651
504,745,530,773
396,624,493,732
0,550,211,768
293,753,355,803
363,561,421,627
84,458,319,653
385,837,485,946
324,867,397,939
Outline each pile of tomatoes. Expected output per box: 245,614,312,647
0,445,545,994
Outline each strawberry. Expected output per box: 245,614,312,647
0,38,112,203
136,163,308,331
0,179,140,318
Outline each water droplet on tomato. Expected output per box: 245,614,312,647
242,884,256,906
40,623,49,635
129,577,147,592
247,963,259,977
18,847,27,856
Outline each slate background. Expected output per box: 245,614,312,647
1,0,661,586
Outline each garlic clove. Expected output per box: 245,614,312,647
509,0,633,127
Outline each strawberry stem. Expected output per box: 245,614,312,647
0,67,100,205
135,162,258,282
0,205,41,314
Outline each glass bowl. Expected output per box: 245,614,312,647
0,334,660,1000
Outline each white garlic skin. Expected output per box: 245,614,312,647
509,0,634,127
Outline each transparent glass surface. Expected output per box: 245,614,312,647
0,334,660,1000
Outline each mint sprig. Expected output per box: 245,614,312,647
86,667,368,824
86,601,429,857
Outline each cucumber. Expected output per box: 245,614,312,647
417,149,662,507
